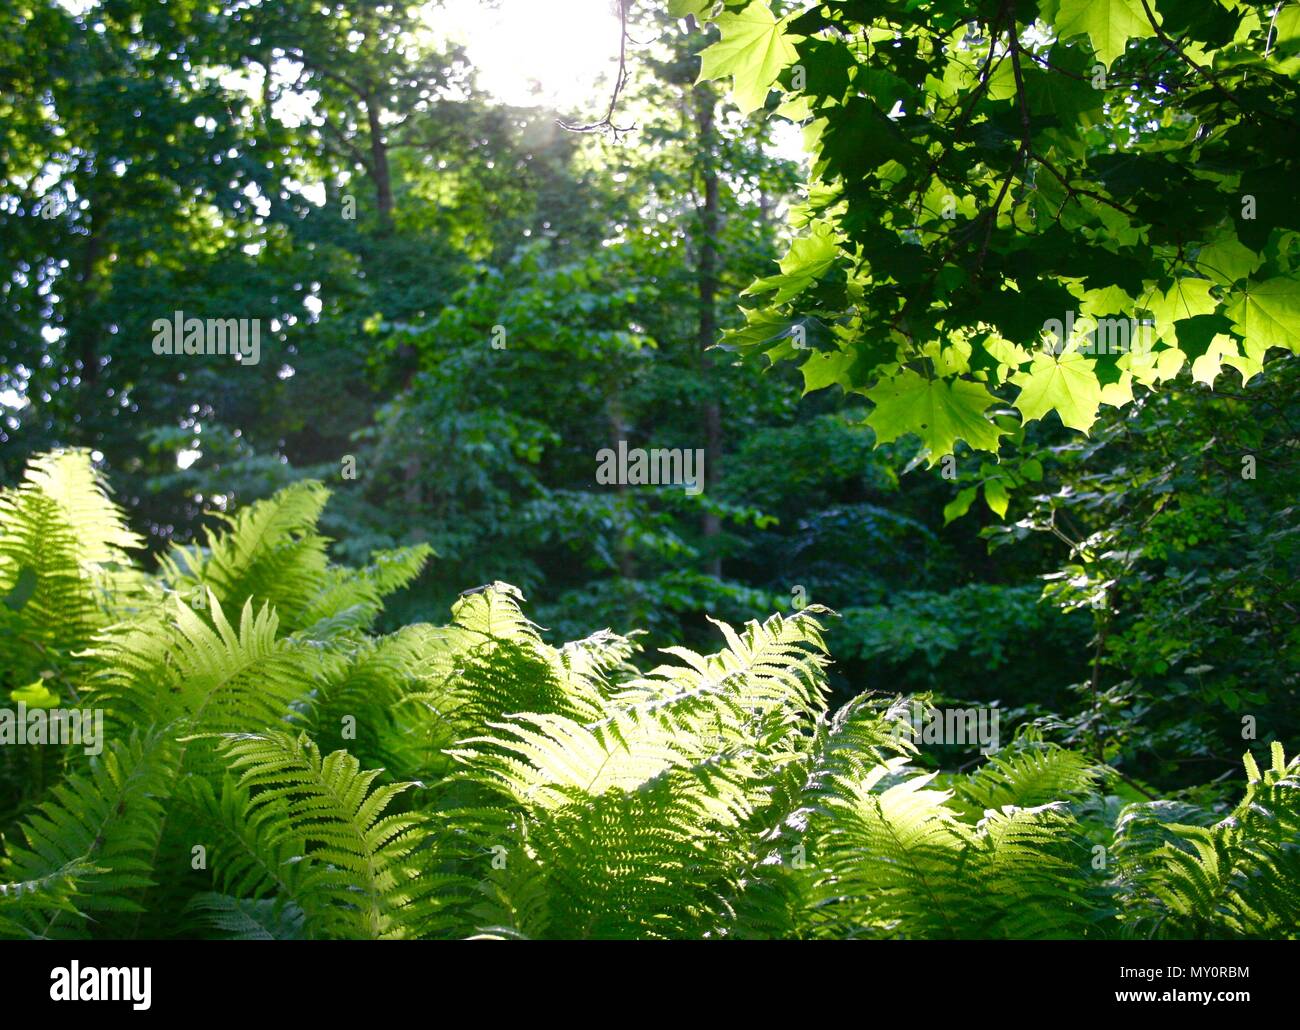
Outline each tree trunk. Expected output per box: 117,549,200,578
363,94,394,231
693,83,722,579
606,393,637,582
77,231,102,385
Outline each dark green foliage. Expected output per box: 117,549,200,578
993,355,1300,788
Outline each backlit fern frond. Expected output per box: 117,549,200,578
731,694,918,938
0,449,145,687
160,481,332,632
1228,743,1300,935
805,693,918,789
449,684,766,939
808,754,1097,939
963,803,1096,938
631,607,830,720
301,624,450,776
440,583,606,724
88,591,323,738
521,765,753,939
457,754,756,939
295,544,434,636
453,711,702,810
18,449,143,565
810,761,967,938
1114,743,1300,939
558,627,642,698
606,608,833,766
0,732,177,939
958,742,1099,815
217,731,466,939
450,582,542,641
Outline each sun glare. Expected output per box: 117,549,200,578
433,0,625,112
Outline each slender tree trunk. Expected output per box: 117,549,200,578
77,231,102,385
363,95,394,231
693,83,722,578
361,90,409,500
605,393,637,582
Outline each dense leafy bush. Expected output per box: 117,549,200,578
1,451,1296,939
835,584,1091,706
988,356,1300,790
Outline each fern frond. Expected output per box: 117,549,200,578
217,731,464,939
453,712,702,809
731,694,918,938
18,449,143,564
295,544,434,635
300,625,448,775
0,449,145,686
186,892,306,940
89,592,322,737
160,481,332,632
0,859,97,939
177,775,325,917
811,761,967,937
958,742,1099,815
1113,744,1300,939
442,583,605,724
808,755,1097,939
0,732,177,938
607,607,833,766
558,627,642,697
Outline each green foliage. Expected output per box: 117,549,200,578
700,0,1300,459
808,756,1093,939
0,451,1294,939
0,450,145,688
3,0,1023,689
7,0,1296,946
1,732,178,938
1114,742,1300,938
833,584,1091,712
995,354,1300,786
213,731,457,939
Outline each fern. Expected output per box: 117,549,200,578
160,481,333,632
215,731,465,939
0,450,1295,941
0,859,96,939
88,591,325,744
1113,743,1300,938
0,732,177,938
0,449,145,690
957,740,1099,815
185,892,307,940
807,760,1096,939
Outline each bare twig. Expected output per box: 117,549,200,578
559,0,636,136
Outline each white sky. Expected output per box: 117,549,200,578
432,0,626,112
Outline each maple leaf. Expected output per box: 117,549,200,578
698,1,802,114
